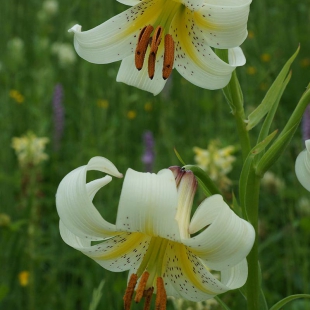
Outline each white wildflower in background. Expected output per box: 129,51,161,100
261,171,285,194
193,141,236,191
7,37,25,64
38,0,59,21
12,131,49,168
169,296,218,310
296,197,310,216
42,0,59,15
51,42,77,67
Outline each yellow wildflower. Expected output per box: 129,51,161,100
248,30,255,39
12,131,49,168
246,66,257,75
9,89,24,104
193,141,236,191
97,99,109,109
300,58,310,68
260,53,271,63
18,271,30,287
144,102,153,112
127,110,137,120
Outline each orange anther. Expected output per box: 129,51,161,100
155,277,167,310
134,271,150,303
148,26,163,79
135,25,154,70
162,34,175,80
123,273,138,310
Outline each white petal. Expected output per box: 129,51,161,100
116,168,181,242
56,157,123,240
171,9,237,90
228,47,246,66
220,258,248,289
68,0,160,64
60,221,151,272
164,242,229,301
194,0,251,48
180,0,204,11
184,194,255,270
295,140,310,191
117,0,141,5
116,49,168,96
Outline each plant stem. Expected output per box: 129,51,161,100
245,169,261,310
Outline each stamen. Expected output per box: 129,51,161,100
123,273,138,310
155,277,167,310
134,271,150,303
148,26,163,79
135,25,154,71
162,34,175,80
143,287,154,310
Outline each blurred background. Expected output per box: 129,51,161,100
0,0,310,309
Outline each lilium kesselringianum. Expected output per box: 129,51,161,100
295,139,310,191
69,0,251,95
56,156,255,309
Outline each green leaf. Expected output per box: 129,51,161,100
257,71,292,145
256,124,297,176
269,294,310,310
89,280,105,310
0,285,9,302
246,46,299,130
214,296,231,310
174,148,186,166
183,165,220,196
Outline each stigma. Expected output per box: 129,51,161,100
135,25,175,80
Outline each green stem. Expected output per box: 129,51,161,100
245,170,261,310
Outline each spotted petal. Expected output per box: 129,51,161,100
193,0,252,48
117,0,142,6
60,221,151,272
180,0,205,11
171,9,241,89
116,168,181,242
116,48,168,96
68,0,161,64
183,195,255,270
164,242,232,301
56,156,123,240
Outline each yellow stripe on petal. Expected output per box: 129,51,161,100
90,232,146,260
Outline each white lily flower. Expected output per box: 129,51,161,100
295,139,310,191
68,0,251,95
56,156,255,310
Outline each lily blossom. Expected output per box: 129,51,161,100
56,156,255,309
68,0,251,95
295,139,310,191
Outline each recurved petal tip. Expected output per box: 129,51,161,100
68,24,82,33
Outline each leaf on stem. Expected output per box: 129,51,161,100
269,294,310,310
246,46,300,131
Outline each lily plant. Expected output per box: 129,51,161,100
68,0,251,95
56,156,255,310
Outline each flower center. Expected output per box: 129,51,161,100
123,237,168,310
134,0,182,80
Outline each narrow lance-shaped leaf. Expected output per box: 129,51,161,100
246,46,299,131
174,148,186,166
269,294,310,310
256,85,310,176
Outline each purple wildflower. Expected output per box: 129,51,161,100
52,84,64,151
141,131,155,172
302,104,310,141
